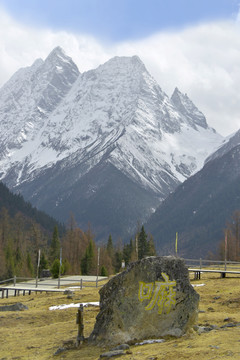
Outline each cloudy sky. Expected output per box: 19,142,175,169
0,0,239,136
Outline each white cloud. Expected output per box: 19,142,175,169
0,8,239,136
115,21,240,136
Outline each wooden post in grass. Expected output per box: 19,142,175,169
76,304,84,346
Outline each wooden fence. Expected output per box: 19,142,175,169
1,258,240,298
184,258,240,279
0,275,107,299
184,258,240,271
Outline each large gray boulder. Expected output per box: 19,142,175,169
90,256,199,345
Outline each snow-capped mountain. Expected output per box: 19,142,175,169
0,47,224,241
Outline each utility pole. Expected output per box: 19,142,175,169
58,247,62,289
225,232,227,271
96,247,100,287
135,235,138,261
36,249,41,288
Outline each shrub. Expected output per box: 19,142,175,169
50,259,65,278
100,265,108,277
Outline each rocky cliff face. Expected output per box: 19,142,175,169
171,87,208,130
0,47,79,175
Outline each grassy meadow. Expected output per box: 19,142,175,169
0,273,240,359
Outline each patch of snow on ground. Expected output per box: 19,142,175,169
135,339,165,345
49,302,99,311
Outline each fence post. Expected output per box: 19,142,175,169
80,278,83,290
14,275,16,286
96,278,98,288
200,258,202,270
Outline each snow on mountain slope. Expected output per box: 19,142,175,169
205,128,240,164
0,47,79,179
171,87,208,129
0,51,223,200
0,48,225,205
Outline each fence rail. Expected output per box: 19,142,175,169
0,278,14,285
1,258,240,296
184,258,240,271
0,275,107,299
185,258,240,280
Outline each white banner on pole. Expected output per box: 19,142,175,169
60,248,62,266
37,249,41,267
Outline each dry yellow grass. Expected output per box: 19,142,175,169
0,273,240,360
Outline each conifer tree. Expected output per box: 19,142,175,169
123,240,134,265
107,234,114,258
5,241,15,277
114,250,123,273
81,239,95,275
50,225,60,262
0,242,6,279
39,252,48,275
15,246,23,274
26,251,34,276
147,234,156,256
100,265,108,276
138,225,148,259
0,207,10,247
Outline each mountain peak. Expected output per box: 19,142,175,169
31,58,44,69
46,46,66,58
171,87,208,130
172,87,181,95
44,46,79,73
106,55,143,64
98,55,147,74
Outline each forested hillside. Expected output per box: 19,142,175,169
0,181,156,280
0,182,65,233
0,181,64,279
